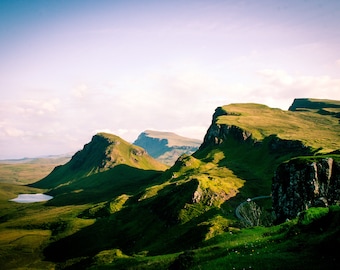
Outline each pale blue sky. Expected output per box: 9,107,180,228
1,0,340,158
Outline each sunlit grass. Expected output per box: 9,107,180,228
109,194,130,213
217,103,340,152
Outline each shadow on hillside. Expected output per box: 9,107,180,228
216,136,311,195
193,135,314,217
44,164,165,206
43,183,220,263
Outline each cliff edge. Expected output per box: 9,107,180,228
272,157,340,222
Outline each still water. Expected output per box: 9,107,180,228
10,193,53,203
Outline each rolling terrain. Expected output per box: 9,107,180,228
0,98,339,269
0,154,71,185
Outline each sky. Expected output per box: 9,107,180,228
1,0,340,159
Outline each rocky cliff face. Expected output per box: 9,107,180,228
272,157,340,223
199,107,253,149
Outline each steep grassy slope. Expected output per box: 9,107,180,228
32,133,167,189
133,130,201,165
31,133,168,204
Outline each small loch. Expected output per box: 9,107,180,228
10,193,53,203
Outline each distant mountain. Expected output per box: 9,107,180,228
288,98,340,111
133,130,202,165
0,154,71,164
288,98,340,120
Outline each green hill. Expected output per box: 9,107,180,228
31,133,168,204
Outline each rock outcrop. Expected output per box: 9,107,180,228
199,107,253,149
272,157,340,223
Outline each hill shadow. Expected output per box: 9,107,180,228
194,135,314,210
43,181,220,263
44,164,165,206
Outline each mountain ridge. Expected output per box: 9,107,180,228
201,102,340,153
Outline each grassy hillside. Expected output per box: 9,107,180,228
86,206,340,270
32,133,167,189
29,133,168,205
215,103,340,153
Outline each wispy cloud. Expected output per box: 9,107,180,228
248,70,340,108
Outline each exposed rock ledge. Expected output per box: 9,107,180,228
272,157,340,223
200,107,253,149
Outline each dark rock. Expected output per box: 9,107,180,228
288,98,340,112
199,107,255,150
272,157,340,223
268,135,312,156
